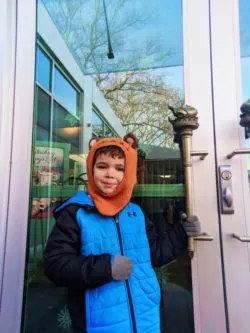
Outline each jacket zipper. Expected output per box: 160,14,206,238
114,215,137,333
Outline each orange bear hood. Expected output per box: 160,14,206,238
86,137,138,216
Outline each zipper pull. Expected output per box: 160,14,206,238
114,215,119,223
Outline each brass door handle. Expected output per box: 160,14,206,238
232,233,250,242
194,233,214,241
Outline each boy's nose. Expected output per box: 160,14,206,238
106,174,114,178
106,170,114,178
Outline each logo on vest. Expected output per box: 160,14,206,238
127,211,137,217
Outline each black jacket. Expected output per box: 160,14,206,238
44,204,187,333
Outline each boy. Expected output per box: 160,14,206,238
44,135,201,333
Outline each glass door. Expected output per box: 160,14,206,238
207,0,250,332
0,1,228,333
23,1,195,332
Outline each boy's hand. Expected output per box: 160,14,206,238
111,255,133,281
181,214,201,237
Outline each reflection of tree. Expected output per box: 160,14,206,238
42,0,183,146
42,0,172,73
97,71,183,147
43,0,152,72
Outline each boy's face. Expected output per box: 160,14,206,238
93,153,125,194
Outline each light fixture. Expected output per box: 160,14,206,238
56,127,80,138
69,154,88,163
159,175,172,179
103,0,114,59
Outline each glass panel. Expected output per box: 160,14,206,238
23,1,195,333
54,67,79,116
41,0,183,74
23,48,84,333
239,0,250,193
92,110,104,137
53,101,81,150
35,87,51,142
36,46,51,91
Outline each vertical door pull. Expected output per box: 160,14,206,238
169,104,199,258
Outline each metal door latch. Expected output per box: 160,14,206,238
223,186,233,207
219,165,234,214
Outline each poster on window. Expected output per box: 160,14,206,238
33,146,65,186
31,142,70,218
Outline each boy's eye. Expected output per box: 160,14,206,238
117,167,125,172
97,165,106,169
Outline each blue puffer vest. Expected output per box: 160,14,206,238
57,191,161,333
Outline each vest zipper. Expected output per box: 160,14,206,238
114,215,137,333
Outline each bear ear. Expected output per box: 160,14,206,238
123,132,139,149
89,136,100,150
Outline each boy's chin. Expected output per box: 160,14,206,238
99,187,117,194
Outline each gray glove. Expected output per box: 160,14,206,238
181,214,201,237
111,255,133,281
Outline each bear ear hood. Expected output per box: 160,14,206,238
86,134,138,216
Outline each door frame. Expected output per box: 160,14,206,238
0,0,17,310
0,0,36,332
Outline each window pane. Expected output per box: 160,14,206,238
35,87,51,142
53,101,81,150
92,110,103,137
36,46,51,91
54,67,79,116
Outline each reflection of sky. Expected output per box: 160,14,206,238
241,57,250,102
54,68,78,116
41,0,248,107
241,57,250,150
165,66,184,93
240,0,250,101
120,0,184,66
36,46,51,91
239,0,250,58
150,66,184,94
42,0,183,74
41,0,184,105
239,0,250,155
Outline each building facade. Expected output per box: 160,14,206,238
0,0,250,332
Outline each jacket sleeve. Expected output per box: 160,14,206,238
146,215,188,267
44,205,113,290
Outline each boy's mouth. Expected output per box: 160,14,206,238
102,182,115,188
